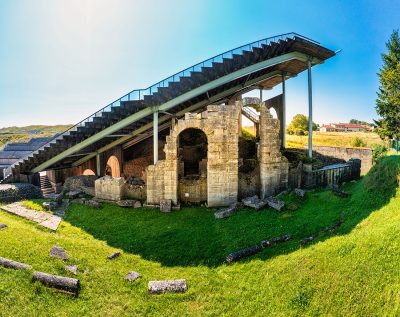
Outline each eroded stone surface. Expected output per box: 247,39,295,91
148,279,187,294
133,201,142,208
1,202,62,230
0,223,7,229
226,245,262,263
108,252,121,260
85,200,101,208
242,195,267,210
50,246,69,261
160,199,172,212
214,205,236,219
95,176,125,201
65,265,78,275
67,190,81,199
125,271,141,282
117,200,137,207
294,188,306,198
265,196,285,211
261,234,292,248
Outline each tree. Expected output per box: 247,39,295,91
349,119,372,126
375,30,400,140
286,114,318,136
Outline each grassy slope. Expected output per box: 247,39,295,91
0,156,400,316
286,131,385,149
0,125,72,149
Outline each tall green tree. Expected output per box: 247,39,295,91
286,114,318,136
375,30,400,140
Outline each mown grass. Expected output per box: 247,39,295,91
286,131,385,149
0,156,400,316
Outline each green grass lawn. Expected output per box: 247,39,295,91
1,156,400,316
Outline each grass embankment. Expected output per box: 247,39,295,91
1,156,400,315
0,125,72,149
286,131,385,149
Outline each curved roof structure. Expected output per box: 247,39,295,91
2,32,335,181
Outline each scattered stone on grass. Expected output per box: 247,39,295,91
133,201,142,208
50,246,69,261
242,195,267,210
0,223,7,229
80,186,95,197
72,198,86,204
0,256,32,270
42,201,58,211
226,245,262,263
160,199,172,212
85,200,101,208
332,189,349,198
300,236,315,246
108,252,121,260
117,200,138,207
125,271,141,282
33,271,80,295
286,203,299,211
214,204,236,219
294,188,306,198
265,196,285,211
261,234,292,248
65,265,78,275
148,279,187,294
67,190,81,199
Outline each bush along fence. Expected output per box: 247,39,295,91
288,159,361,189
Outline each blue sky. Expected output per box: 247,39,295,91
0,0,399,128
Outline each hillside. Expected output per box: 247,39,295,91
0,156,399,315
0,125,72,149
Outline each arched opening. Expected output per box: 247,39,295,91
82,168,95,176
105,155,121,177
177,128,208,203
269,107,278,119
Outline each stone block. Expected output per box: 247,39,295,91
95,176,125,201
160,199,172,212
214,204,236,219
49,246,69,261
148,279,187,294
265,196,285,211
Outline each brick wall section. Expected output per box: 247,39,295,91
147,104,240,207
258,104,289,198
312,146,372,174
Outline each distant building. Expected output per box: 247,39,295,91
320,123,373,132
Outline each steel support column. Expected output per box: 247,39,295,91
281,72,286,149
307,57,313,158
153,110,158,164
96,153,101,176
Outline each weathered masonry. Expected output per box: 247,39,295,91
0,33,338,206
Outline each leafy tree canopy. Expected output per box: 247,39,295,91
375,30,400,140
286,114,318,136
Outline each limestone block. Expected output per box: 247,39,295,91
95,176,125,201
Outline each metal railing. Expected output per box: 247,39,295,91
242,106,260,123
4,32,319,179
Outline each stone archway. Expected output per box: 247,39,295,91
147,104,241,207
177,128,208,203
105,155,121,177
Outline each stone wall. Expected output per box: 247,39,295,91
147,104,241,207
95,176,124,201
178,176,207,203
312,146,372,174
258,104,289,198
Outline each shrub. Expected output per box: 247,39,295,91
372,144,388,163
351,137,367,147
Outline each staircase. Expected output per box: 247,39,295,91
0,33,334,183
40,175,55,197
242,107,260,123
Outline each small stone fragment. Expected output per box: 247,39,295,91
49,246,69,261
242,195,267,210
0,256,32,270
0,223,7,229
133,201,142,208
125,271,141,282
214,205,236,219
42,201,58,211
300,236,314,246
148,279,187,294
160,199,172,212
226,245,262,263
65,264,78,275
85,200,101,208
67,190,81,199
294,188,306,198
108,251,121,260
260,234,292,248
265,196,285,211
116,200,137,207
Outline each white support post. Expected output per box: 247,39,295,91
96,153,101,176
307,57,313,158
281,72,286,149
153,110,158,164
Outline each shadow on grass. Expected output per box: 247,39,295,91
63,156,400,268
